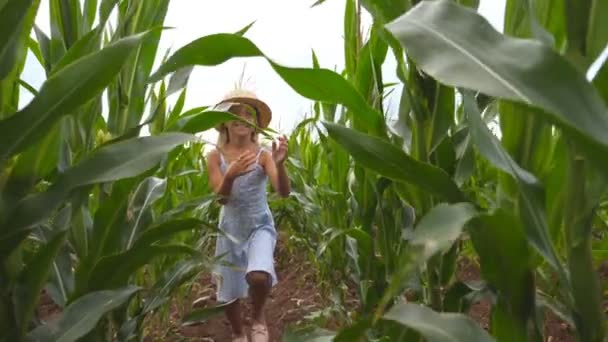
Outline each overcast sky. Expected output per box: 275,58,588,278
23,0,506,141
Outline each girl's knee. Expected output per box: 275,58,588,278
246,271,270,287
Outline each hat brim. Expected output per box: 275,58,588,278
214,96,272,131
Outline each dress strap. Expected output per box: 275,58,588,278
218,151,226,165
255,148,264,164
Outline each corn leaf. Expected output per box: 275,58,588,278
382,302,494,342
133,218,205,248
360,0,411,23
463,91,565,278
148,33,384,133
142,258,208,313
51,27,102,75
375,202,477,317
88,244,197,291
323,122,464,202
469,210,534,340
167,66,194,96
124,177,167,250
387,0,608,174
26,286,140,342
15,229,69,338
0,0,35,79
0,31,154,161
173,110,241,134
2,133,194,238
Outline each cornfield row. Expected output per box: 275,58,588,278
0,0,606,341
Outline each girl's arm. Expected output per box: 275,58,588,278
207,149,256,204
263,138,291,197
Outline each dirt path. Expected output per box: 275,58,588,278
36,235,607,341
161,234,332,341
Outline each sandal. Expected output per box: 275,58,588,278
250,322,269,342
232,333,248,342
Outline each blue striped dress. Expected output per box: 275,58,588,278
212,148,278,302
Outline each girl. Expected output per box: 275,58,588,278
206,89,290,342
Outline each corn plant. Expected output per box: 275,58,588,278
140,0,607,339
0,0,244,340
315,0,607,341
2,0,606,340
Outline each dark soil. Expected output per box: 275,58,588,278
34,239,608,342
456,258,575,342
150,231,335,341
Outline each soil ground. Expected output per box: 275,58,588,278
36,235,608,341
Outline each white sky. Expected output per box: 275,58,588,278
22,0,506,142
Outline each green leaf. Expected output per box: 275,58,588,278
410,202,477,259
181,299,237,326
376,203,477,318
469,210,534,341
344,0,358,78
323,122,464,202
133,218,204,248
18,78,38,96
3,121,61,199
167,89,187,125
270,62,385,133
333,319,371,341
26,286,140,342
166,66,193,96
15,229,69,338
457,0,479,9
56,0,81,49
148,33,263,82
51,27,102,75
235,20,256,36
3,133,194,236
106,2,169,136
99,0,119,24
0,31,154,160
0,0,35,79
148,33,384,133
382,302,494,342
73,177,139,298
33,24,52,73
46,236,74,307
386,0,608,174
82,0,97,30
41,206,74,307
124,177,167,249
429,85,455,153
463,91,565,276
172,110,241,134
360,0,410,23
27,35,44,68
142,258,207,313
88,244,196,290
586,0,608,63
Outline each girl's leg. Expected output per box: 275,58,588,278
246,271,271,322
225,299,245,337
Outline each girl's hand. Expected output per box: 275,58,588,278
224,151,256,181
272,135,288,165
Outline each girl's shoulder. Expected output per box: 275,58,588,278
257,144,271,153
257,145,272,159
206,148,221,160
206,148,226,166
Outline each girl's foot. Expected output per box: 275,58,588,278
250,322,269,342
232,333,248,342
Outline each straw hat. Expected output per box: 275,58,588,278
215,89,272,131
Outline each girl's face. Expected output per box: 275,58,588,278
226,104,257,138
